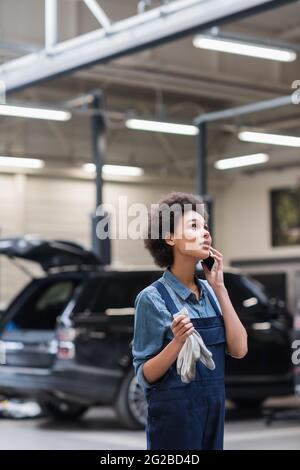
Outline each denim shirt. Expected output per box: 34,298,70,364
132,267,222,392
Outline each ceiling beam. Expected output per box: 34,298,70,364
83,0,111,31
195,94,293,124
45,0,58,53
0,0,295,93
76,63,284,103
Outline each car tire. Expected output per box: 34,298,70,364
114,369,147,430
41,399,89,421
232,398,265,409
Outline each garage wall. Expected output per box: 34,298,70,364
0,174,38,307
213,169,300,312
1,167,300,307
214,168,300,263
0,172,193,305
26,176,94,246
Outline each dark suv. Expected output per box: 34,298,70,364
0,237,294,429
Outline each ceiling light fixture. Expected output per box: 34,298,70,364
83,163,144,176
0,156,45,169
0,104,71,121
126,118,198,136
193,35,297,62
239,131,300,147
214,153,269,170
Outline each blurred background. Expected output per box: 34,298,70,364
0,0,300,450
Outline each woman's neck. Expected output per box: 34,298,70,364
170,258,197,290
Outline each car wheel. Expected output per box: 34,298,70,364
114,369,147,430
232,398,265,409
41,399,89,421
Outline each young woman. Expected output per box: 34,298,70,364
132,192,248,450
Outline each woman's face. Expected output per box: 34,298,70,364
166,210,211,261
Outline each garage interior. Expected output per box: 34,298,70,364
0,0,300,450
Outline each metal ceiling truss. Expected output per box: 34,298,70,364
0,0,296,93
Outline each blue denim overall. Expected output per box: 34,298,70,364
145,279,226,450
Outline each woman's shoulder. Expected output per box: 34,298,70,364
134,280,172,327
134,279,168,311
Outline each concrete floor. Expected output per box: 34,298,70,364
0,397,299,450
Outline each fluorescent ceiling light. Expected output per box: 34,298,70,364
103,164,144,176
0,156,45,169
239,131,300,148
83,163,144,177
83,163,97,173
126,118,198,136
214,153,269,170
193,35,297,62
0,104,71,121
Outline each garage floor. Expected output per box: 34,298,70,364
0,396,299,450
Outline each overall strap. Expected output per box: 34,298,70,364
199,280,222,317
153,278,222,317
152,280,178,316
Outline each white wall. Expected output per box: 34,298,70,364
214,168,300,264
26,176,94,246
0,174,41,306
0,171,193,305
1,167,300,309
213,168,300,313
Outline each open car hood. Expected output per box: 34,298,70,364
0,236,102,271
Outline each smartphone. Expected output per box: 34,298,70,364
201,253,215,271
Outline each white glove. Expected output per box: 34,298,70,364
174,308,215,384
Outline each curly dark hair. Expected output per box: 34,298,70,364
144,192,209,268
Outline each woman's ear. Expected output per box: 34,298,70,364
165,233,175,247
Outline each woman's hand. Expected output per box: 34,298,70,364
201,246,225,291
171,315,194,346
